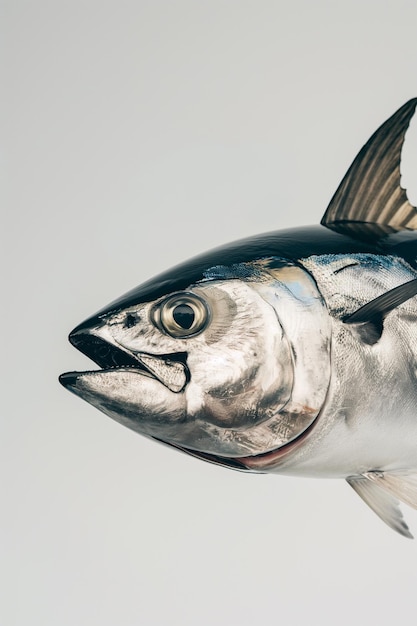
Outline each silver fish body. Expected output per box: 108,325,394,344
61,99,417,537
255,252,417,478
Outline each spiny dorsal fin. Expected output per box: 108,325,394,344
347,475,413,538
321,99,417,239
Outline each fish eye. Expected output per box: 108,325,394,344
172,303,195,329
154,293,210,338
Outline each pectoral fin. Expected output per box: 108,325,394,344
348,470,417,538
321,98,417,240
344,278,417,344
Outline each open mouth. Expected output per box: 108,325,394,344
60,331,190,393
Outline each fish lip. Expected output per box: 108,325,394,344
62,325,190,393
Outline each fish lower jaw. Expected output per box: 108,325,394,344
60,352,189,394
59,365,155,388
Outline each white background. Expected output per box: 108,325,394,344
3,2,417,624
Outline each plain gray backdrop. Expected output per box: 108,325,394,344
3,1,417,624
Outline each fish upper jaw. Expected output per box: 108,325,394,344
59,321,190,394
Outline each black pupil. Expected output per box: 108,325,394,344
172,304,195,330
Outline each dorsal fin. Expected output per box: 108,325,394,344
321,99,417,239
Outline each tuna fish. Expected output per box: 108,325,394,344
60,99,417,538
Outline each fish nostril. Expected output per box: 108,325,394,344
124,314,139,329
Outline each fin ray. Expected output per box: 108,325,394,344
347,476,413,538
321,99,417,238
364,471,417,511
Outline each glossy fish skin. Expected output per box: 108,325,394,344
61,98,417,537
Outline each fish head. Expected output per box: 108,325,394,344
60,255,332,465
